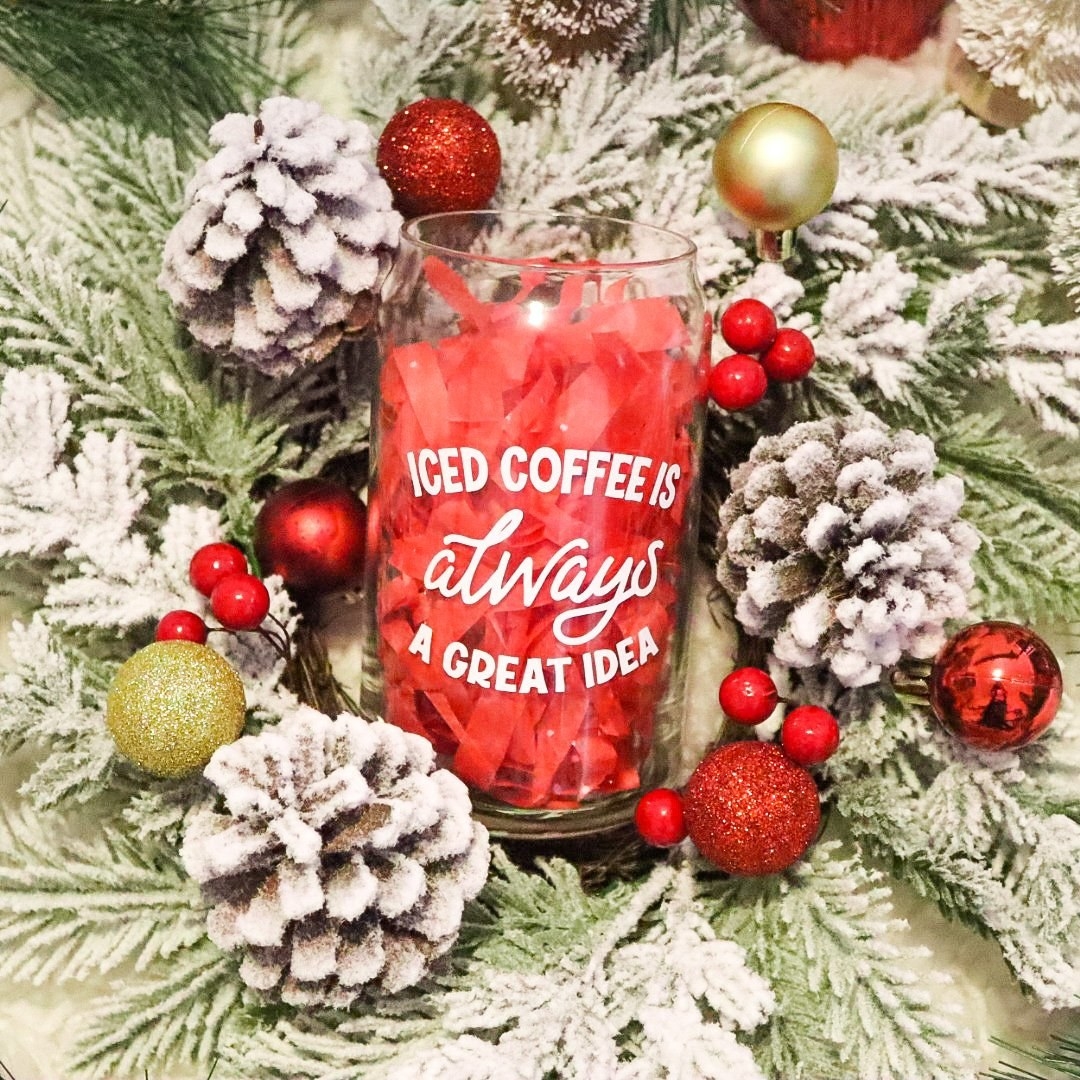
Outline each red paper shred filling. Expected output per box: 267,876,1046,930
376,256,701,809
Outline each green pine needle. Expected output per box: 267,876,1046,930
0,0,291,153
987,1029,1080,1079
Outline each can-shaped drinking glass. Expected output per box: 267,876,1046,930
364,210,708,838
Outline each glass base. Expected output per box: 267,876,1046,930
471,788,641,840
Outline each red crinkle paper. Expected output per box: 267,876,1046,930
375,256,701,809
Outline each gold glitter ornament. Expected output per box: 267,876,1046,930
712,102,839,261
106,641,247,778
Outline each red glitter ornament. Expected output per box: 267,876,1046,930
928,621,1062,751
376,98,501,218
708,354,768,411
737,0,949,62
254,478,367,597
683,741,820,876
719,666,779,725
780,705,840,766
634,788,688,847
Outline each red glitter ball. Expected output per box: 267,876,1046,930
929,620,1062,751
376,98,502,218
683,741,820,876
737,0,949,62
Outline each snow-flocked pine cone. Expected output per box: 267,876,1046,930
159,96,402,376
716,417,979,688
489,0,650,98
180,706,489,1006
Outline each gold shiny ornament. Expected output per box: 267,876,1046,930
106,640,247,777
946,45,1038,130
712,102,839,261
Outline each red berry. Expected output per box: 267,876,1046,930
634,788,688,847
781,705,840,766
154,609,209,644
719,298,778,354
719,667,779,725
189,543,248,598
210,573,270,631
708,354,768,411
761,327,816,382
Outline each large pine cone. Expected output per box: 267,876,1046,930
180,706,489,1006
716,417,979,687
159,96,401,376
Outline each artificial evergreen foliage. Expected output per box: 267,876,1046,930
0,1,1078,1078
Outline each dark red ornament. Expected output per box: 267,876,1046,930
719,666,779,725
210,573,270,632
254,478,367,597
928,621,1062,751
761,327,816,382
377,98,502,218
683,741,820,876
737,0,949,62
708,354,768,411
634,788,688,847
719,299,777,354
780,705,840,766
189,542,248,598
155,609,209,644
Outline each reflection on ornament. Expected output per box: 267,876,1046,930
929,621,1062,751
683,740,820,876
106,641,247,777
712,102,838,262
946,45,1038,129
738,0,949,62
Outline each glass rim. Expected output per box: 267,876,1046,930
400,209,699,271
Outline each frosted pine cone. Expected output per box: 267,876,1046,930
159,96,401,376
180,706,489,1006
489,0,650,98
716,417,979,688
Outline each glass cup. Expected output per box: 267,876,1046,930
363,210,708,838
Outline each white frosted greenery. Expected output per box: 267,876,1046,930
0,1,1078,1078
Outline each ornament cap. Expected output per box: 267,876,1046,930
755,228,794,262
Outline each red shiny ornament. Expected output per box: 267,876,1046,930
634,788,688,847
719,666,779,725
683,741,820,876
210,573,270,632
254,478,367,597
761,327,816,382
189,542,248,598
155,609,209,644
780,705,840,766
377,98,501,218
719,299,777,354
708,354,768,411
737,0,949,62
929,621,1062,751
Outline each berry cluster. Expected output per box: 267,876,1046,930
155,542,274,644
707,298,816,412
634,665,840,849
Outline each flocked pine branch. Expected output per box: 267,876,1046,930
1050,198,1080,312
956,0,1080,110
69,939,240,1080
832,695,1080,1010
709,839,981,1080
0,802,206,989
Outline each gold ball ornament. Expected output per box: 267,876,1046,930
713,102,839,260
106,640,247,777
